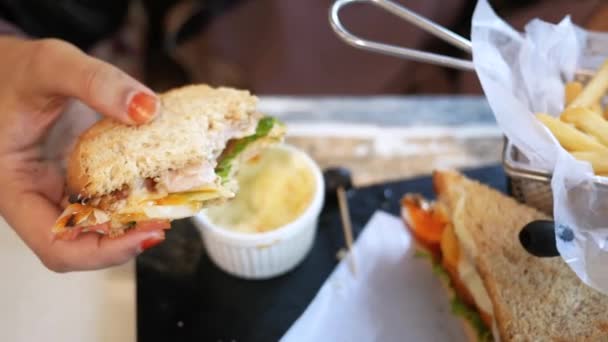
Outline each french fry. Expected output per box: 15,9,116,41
560,107,608,146
591,102,604,116
572,151,608,174
536,113,607,152
604,106,608,120
565,81,583,106
568,59,608,109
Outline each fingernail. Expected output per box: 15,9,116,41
127,91,158,124
138,233,165,252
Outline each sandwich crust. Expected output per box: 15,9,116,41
433,170,608,341
66,84,259,197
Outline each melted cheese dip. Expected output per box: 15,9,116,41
204,146,316,233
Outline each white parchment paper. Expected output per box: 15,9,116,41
472,0,608,292
281,211,467,342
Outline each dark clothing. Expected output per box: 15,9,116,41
0,1,128,49
0,0,244,50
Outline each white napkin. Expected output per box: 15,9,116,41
281,211,467,342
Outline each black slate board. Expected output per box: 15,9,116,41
137,165,507,342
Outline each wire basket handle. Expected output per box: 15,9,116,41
329,0,475,72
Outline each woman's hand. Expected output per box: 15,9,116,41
0,36,166,272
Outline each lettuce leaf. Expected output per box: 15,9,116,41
414,250,450,282
215,117,284,181
414,249,492,341
451,296,493,342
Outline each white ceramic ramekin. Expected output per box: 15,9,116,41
191,144,325,280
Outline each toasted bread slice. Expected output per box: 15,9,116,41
54,84,285,239
67,84,260,197
434,170,608,341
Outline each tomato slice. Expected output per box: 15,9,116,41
135,219,171,231
440,223,459,271
401,195,448,252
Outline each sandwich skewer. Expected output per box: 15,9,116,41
324,167,357,276
337,187,356,276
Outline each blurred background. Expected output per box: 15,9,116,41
2,0,607,95
2,0,607,187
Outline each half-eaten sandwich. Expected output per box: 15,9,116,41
53,84,285,240
402,170,608,341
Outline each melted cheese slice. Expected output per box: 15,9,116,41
116,183,233,221
153,187,232,206
457,254,494,318
452,195,498,341
142,204,201,219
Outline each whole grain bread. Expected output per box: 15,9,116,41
434,170,608,341
66,84,260,197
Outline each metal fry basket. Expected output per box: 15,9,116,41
329,0,599,216
502,140,554,215
503,68,600,215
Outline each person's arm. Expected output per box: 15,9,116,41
0,36,165,272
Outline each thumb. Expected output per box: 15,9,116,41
29,39,159,125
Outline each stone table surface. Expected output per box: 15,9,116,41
259,96,502,186
0,96,501,342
